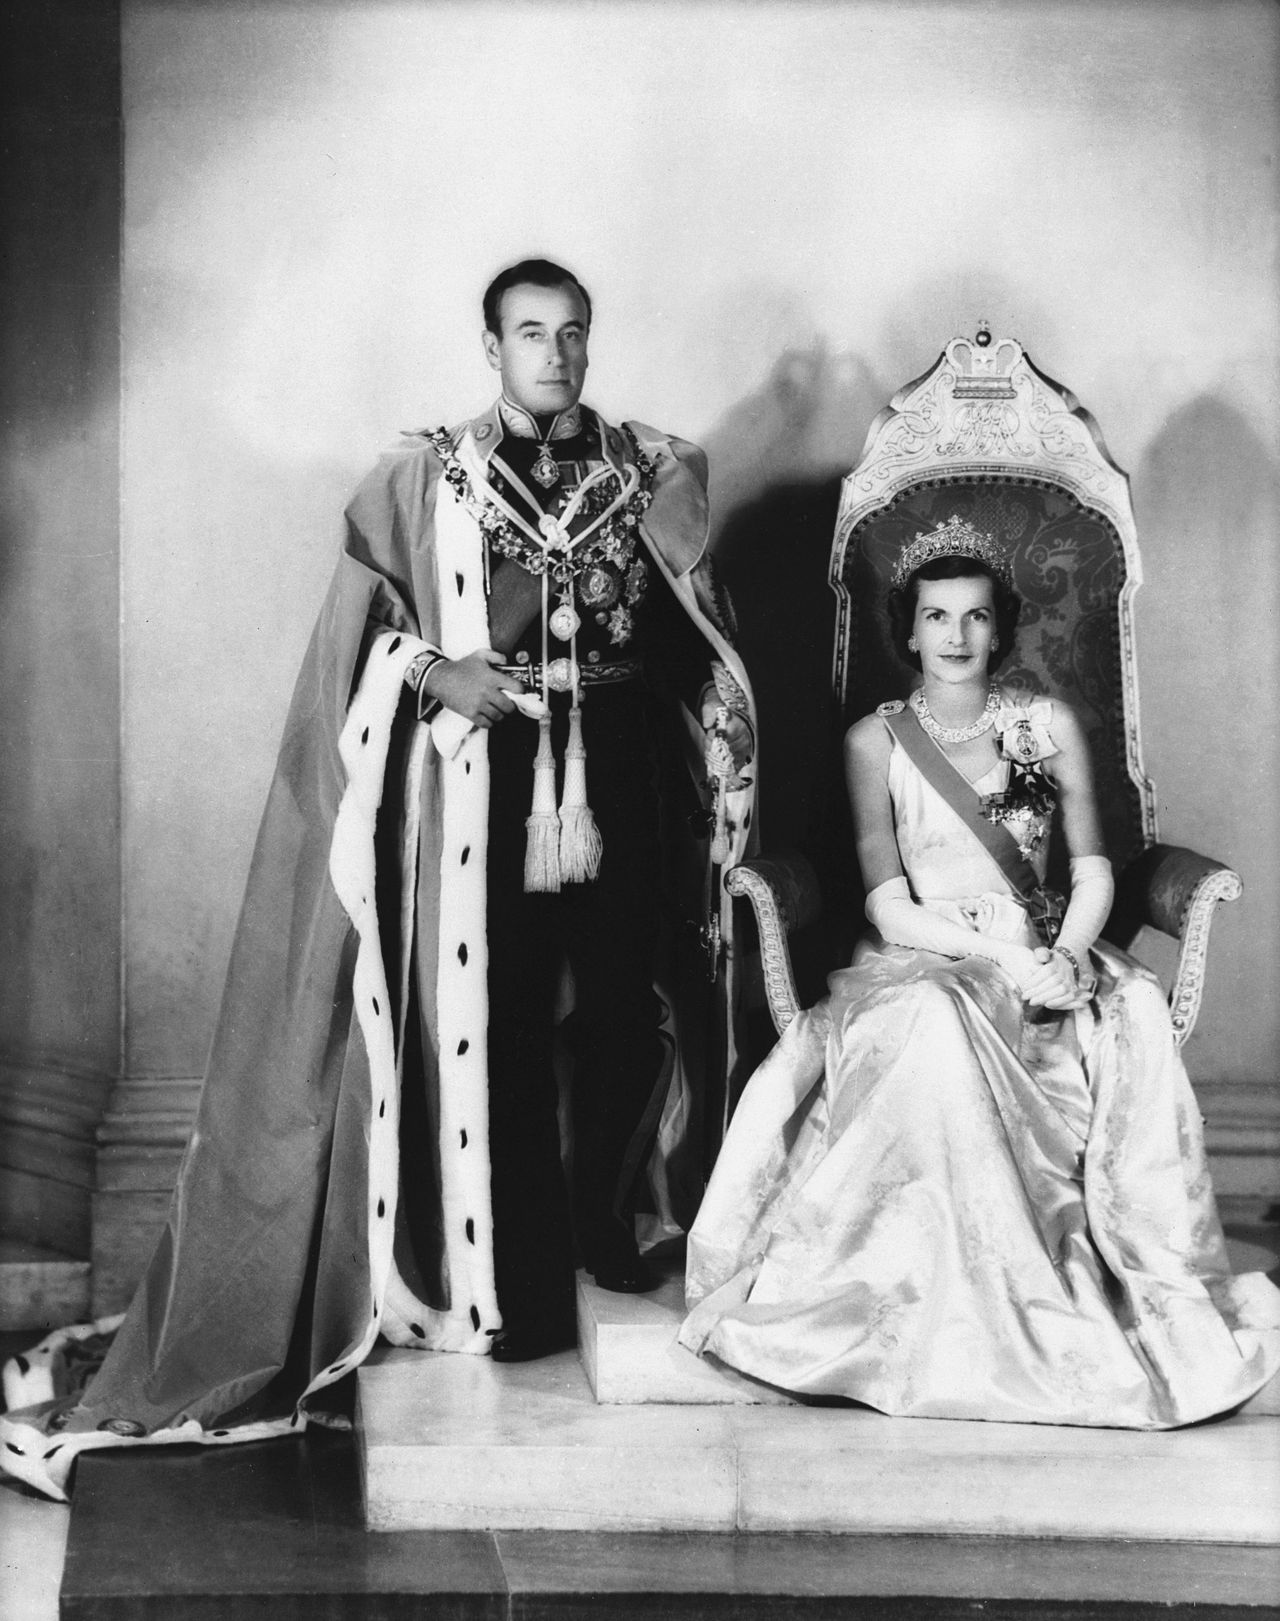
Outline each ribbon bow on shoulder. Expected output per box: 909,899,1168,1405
994,698,1058,765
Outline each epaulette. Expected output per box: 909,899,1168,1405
876,700,905,717
401,422,469,450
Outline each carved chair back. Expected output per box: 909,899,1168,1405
829,330,1155,879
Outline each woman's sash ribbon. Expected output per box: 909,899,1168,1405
883,706,1063,943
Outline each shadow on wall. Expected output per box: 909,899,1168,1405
1131,394,1280,1004
0,0,123,1044
699,344,890,1002
1134,393,1280,813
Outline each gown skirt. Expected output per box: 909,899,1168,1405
680,744,1280,1429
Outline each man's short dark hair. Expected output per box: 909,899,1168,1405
482,259,592,336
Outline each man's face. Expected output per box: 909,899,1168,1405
483,282,589,418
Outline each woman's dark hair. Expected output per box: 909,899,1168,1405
482,258,592,336
886,554,1022,673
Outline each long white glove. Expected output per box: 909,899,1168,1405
866,856,1114,1006
1035,853,1114,996
1055,855,1114,963
865,877,1026,975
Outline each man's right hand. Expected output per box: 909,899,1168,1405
421,648,521,727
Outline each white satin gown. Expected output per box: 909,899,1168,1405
680,735,1280,1427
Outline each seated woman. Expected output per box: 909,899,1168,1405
680,519,1280,1428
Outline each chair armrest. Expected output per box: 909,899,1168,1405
1110,843,1241,941
725,854,822,1035
1108,843,1243,1048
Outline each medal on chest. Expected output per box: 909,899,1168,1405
1007,719,1040,764
531,442,561,489
549,597,581,641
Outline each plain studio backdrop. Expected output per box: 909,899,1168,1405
1,0,1276,1273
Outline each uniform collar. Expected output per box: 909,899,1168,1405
462,399,632,476
497,395,585,442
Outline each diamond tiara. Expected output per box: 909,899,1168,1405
890,515,1012,589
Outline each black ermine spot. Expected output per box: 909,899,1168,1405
465,1218,475,1243
456,572,465,595
461,845,470,864
458,942,468,966
457,1038,469,1055
377,1199,385,1217
361,727,369,744
460,1129,468,1148
410,1323,425,1339
389,636,402,653
470,1305,481,1330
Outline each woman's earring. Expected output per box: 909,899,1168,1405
991,636,999,650
908,637,918,652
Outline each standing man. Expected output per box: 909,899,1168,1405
0,257,756,1500
409,260,755,1358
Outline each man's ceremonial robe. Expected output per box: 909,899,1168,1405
0,408,756,1500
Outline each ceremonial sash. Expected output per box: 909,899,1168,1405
487,556,543,653
883,705,1062,940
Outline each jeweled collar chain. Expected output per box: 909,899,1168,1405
911,683,1001,744
498,395,583,490
428,419,655,585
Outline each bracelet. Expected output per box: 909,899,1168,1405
1051,944,1081,982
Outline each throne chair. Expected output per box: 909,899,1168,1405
727,327,1241,1062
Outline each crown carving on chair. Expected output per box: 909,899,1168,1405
891,515,1013,588
947,324,1022,399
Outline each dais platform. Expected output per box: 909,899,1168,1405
357,1269,1280,1541
577,1264,792,1405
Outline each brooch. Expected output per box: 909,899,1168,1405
579,565,618,608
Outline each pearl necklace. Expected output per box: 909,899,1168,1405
911,684,1001,744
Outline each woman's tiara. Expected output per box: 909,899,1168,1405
891,515,1012,588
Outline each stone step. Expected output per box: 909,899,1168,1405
58,1436,1280,1619
355,1343,1280,1540
577,1266,792,1405
0,1236,89,1331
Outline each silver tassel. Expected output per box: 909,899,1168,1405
524,710,562,892
557,700,603,883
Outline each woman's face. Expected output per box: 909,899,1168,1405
912,573,997,684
